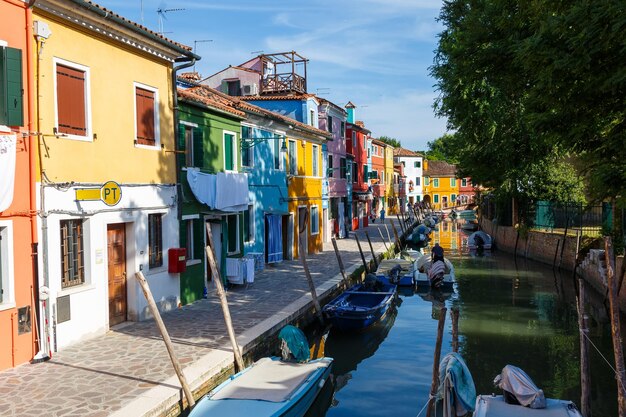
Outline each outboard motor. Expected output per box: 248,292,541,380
494,365,546,409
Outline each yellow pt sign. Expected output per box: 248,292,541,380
75,181,122,206
101,181,122,206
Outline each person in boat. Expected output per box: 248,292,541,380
431,242,444,263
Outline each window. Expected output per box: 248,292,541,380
181,123,202,168
288,140,297,175
312,145,319,176
340,158,347,179
352,131,356,146
434,194,439,203
273,137,283,170
451,178,457,187
424,177,429,186
367,148,371,158
226,214,239,255
416,195,421,202
241,126,253,167
0,224,13,306
310,109,315,126
60,219,85,288
363,165,368,182
185,220,195,261
416,177,421,186
310,206,319,235
148,214,163,268
226,80,240,96
352,161,358,182
0,46,23,126
243,205,254,243
433,178,439,187
461,178,467,187
327,154,333,177
414,161,421,168
451,194,456,203
340,121,345,137
327,115,333,133
55,60,90,138
135,84,158,146
223,131,237,171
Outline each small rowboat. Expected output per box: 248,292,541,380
376,258,417,286
323,283,396,331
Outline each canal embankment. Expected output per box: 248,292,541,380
0,218,412,417
480,217,626,311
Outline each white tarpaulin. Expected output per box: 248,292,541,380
0,134,17,212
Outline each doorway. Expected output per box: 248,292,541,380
107,223,127,327
206,221,222,282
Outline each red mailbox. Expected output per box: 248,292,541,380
168,248,187,273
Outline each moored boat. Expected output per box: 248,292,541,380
323,282,396,331
376,258,417,286
468,231,493,251
415,257,455,288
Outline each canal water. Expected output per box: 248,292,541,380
305,220,620,417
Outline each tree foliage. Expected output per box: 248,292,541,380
377,136,402,148
431,0,626,206
425,133,460,164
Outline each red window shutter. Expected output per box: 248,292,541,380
136,88,155,146
56,65,87,136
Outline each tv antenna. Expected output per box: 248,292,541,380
157,8,185,35
193,39,213,72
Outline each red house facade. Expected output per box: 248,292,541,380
345,103,371,230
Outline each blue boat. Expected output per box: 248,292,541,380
376,259,417,286
322,283,396,331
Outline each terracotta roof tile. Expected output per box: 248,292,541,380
179,72,201,81
239,93,319,102
178,88,246,118
393,148,423,157
424,160,457,177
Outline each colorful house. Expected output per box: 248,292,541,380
370,139,386,217
32,0,197,349
423,160,459,210
384,143,395,213
394,148,424,208
318,98,349,238
0,0,36,370
458,177,477,206
345,103,372,230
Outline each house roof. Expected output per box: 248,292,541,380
346,121,371,134
424,160,457,177
239,93,319,102
393,147,423,157
318,97,348,115
179,72,201,81
178,88,246,118
371,138,389,147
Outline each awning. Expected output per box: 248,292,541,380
0,133,17,212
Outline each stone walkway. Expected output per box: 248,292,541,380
0,218,411,417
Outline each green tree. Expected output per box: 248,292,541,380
425,133,460,164
377,136,402,148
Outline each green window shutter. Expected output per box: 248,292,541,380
192,128,203,167
224,133,234,170
193,219,204,260
0,47,23,126
177,124,186,168
179,221,188,253
220,80,228,94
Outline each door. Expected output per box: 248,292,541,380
107,223,127,327
323,208,329,242
206,221,222,282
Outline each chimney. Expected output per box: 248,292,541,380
345,101,356,124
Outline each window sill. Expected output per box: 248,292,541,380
186,259,202,266
56,132,92,142
58,283,96,297
147,265,167,274
135,143,161,151
0,302,16,312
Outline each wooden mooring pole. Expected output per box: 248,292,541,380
135,271,196,408
605,237,626,417
451,308,459,353
390,219,402,252
331,238,348,285
299,233,325,324
355,234,369,274
576,278,591,417
378,228,389,252
364,231,378,270
426,307,447,417
205,223,245,372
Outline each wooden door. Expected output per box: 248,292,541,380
107,223,127,326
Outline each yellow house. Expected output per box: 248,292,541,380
33,0,198,349
384,144,395,211
423,160,459,210
286,130,332,257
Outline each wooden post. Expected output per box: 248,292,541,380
451,308,459,353
577,278,591,417
552,240,560,269
299,234,325,324
558,222,569,270
354,234,369,274
365,231,378,270
384,224,392,245
135,271,196,408
205,223,245,372
390,219,402,252
331,238,348,284
396,213,406,235
605,237,626,417
426,307,447,417
378,228,389,252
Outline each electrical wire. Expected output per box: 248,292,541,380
580,327,626,397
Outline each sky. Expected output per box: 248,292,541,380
96,0,448,151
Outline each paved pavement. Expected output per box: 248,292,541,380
0,218,412,417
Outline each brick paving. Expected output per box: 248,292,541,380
0,219,411,417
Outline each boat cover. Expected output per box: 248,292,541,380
377,259,414,276
469,231,492,247
416,224,431,235
278,325,310,363
210,357,331,402
494,365,546,409
437,353,476,417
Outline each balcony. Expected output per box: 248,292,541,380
261,73,306,95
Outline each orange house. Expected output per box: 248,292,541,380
0,0,37,370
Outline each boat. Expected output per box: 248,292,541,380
468,231,493,251
322,282,396,331
376,258,417,286
410,224,431,245
461,219,479,231
189,326,333,417
433,354,583,417
415,256,455,288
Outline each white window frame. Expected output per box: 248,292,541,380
310,205,320,236
182,214,201,265
53,57,92,142
288,139,297,175
133,81,161,150
180,121,198,167
223,130,238,172
245,205,255,244
451,178,457,187
461,178,468,187
312,144,319,177
226,214,240,255
0,222,15,311
433,178,439,188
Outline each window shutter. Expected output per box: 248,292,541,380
56,64,86,135
177,124,186,168
224,134,233,170
193,128,203,168
0,47,23,126
136,88,155,145
193,219,204,260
